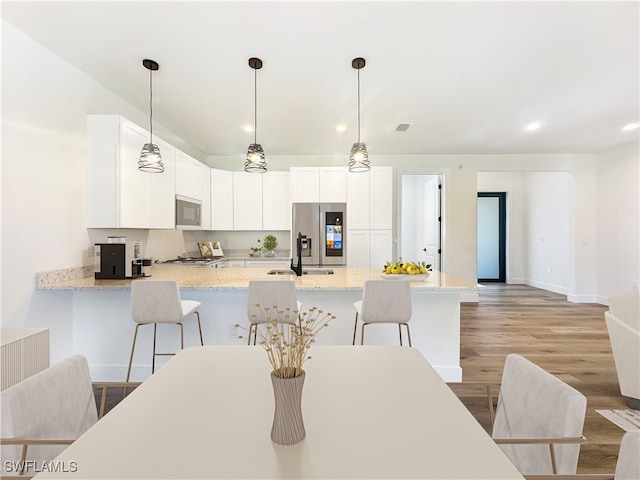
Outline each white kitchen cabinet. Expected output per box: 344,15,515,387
290,167,347,203
347,170,371,230
201,166,211,230
370,229,393,270
233,172,263,230
87,115,176,229
290,167,320,203
347,230,370,268
175,150,204,201
370,167,393,229
227,260,246,268
210,169,234,230
262,172,290,230
347,166,393,230
319,167,347,202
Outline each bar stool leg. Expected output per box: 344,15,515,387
398,324,403,346
352,313,359,345
360,323,367,345
404,323,412,347
152,323,158,374
180,323,184,350
195,312,204,346
126,324,141,382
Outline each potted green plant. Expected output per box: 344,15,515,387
263,235,278,256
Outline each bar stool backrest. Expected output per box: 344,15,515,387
247,280,299,325
360,280,412,324
131,280,184,324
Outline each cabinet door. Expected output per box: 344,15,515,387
290,168,319,203
370,166,393,230
347,170,370,230
175,150,204,201
119,121,153,228
210,169,233,230
319,167,347,203
233,172,263,230
263,172,290,230
147,137,176,229
201,166,211,230
370,229,393,270
347,230,370,268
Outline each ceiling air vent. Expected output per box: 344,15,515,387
395,123,412,132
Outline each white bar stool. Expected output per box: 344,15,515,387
353,279,413,346
246,280,302,345
126,280,203,381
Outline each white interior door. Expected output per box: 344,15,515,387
401,174,441,269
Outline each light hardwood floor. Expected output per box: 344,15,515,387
456,283,628,474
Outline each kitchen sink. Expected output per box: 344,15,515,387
267,269,334,276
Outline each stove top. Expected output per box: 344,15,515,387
162,257,224,266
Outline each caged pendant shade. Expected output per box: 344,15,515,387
138,59,164,173
349,57,370,173
245,57,267,173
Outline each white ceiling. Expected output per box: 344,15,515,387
2,1,639,157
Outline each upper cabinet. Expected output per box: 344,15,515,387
347,166,393,230
233,172,263,230
290,167,347,203
210,168,234,230
262,172,290,230
175,150,205,201
87,115,176,229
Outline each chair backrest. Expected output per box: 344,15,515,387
131,279,184,324
615,431,640,480
608,290,639,332
1,355,98,474
492,353,587,475
247,280,299,325
360,280,412,324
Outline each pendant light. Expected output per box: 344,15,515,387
138,59,164,173
245,57,267,173
349,57,370,173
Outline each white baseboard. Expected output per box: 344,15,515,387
460,292,479,303
567,293,601,304
525,278,569,296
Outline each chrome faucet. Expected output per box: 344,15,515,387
290,232,303,276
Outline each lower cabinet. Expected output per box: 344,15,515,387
227,259,291,268
347,229,392,269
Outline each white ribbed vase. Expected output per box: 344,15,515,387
270,370,306,445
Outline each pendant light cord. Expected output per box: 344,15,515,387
357,68,361,144
149,67,153,143
254,67,258,144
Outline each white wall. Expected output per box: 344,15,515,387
1,21,203,346
596,141,640,302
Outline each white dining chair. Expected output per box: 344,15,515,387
492,353,587,475
522,430,639,480
127,279,203,381
352,279,413,346
246,280,302,345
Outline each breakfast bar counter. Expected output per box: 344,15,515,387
36,264,479,292
37,266,480,383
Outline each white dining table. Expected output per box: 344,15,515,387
36,345,523,479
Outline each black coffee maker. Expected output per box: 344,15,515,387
94,242,150,279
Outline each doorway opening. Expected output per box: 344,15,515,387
401,174,442,270
477,192,506,282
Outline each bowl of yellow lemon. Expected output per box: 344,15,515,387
380,260,431,279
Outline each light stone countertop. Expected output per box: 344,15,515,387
36,265,481,292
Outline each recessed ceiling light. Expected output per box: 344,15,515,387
243,126,254,133
336,124,346,132
525,122,544,132
622,123,639,131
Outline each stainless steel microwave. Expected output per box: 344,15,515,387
176,195,201,229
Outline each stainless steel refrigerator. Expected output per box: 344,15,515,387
292,203,346,266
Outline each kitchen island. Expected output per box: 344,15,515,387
37,265,481,382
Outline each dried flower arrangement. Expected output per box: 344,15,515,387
235,306,335,378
